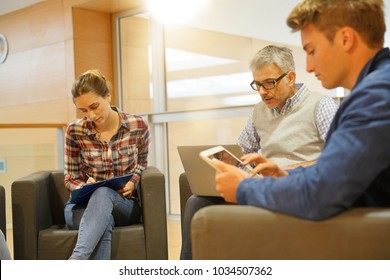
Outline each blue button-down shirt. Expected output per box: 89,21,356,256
236,48,390,220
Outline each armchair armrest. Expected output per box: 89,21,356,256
140,166,168,259
191,205,390,260
12,171,56,260
0,185,6,238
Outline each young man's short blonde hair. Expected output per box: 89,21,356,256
287,0,386,49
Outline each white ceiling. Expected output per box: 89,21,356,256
1,0,389,47
184,0,302,46
0,0,44,15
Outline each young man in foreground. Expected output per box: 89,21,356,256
214,0,390,220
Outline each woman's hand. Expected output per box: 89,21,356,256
241,153,288,178
118,181,136,198
86,176,96,184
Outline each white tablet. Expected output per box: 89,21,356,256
199,145,261,177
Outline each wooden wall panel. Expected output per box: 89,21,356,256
0,0,76,124
73,40,113,77
76,0,144,13
0,1,116,123
0,99,71,123
0,0,65,55
120,16,152,114
72,8,114,103
73,7,111,42
0,43,67,104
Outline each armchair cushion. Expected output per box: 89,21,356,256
191,205,390,260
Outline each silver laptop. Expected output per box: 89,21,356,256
177,144,243,197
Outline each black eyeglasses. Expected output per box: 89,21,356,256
250,72,288,91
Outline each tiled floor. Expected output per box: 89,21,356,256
6,215,182,260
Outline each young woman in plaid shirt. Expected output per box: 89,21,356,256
64,70,150,260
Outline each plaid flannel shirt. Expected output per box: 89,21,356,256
64,107,150,191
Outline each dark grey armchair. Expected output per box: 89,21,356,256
12,167,168,260
0,185,6,239
179,172,390,260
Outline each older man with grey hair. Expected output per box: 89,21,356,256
238,45,338,168
180,45,338,260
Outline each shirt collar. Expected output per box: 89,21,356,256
354,47,390,90
83,106,128,136
273,83,306,115
116,107,131,130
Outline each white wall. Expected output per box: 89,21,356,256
188,0,390,47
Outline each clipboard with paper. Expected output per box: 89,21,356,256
70,174,132,204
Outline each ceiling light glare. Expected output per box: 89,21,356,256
146,0,208,24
